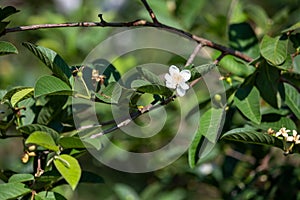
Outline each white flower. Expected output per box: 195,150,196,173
165,65,191,97
275,127,291,139
286,130,300,144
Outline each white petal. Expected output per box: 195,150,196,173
169,65,180,76
292,130,297,136
166,81,176,89
180,70,191,81
179,82,189,90
287,136,294,142
176,87,186,97
164,73,173,82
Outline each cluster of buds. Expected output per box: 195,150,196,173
273,127,300,155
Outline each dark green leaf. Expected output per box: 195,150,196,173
92,59,121,86
25,131,59,152
289,33,300,50
34,75,73,98
10,87,33,107
35,191,67,200
80,171,104,184
8,174,34,183
95,82,122,104
221,127,283,148
18,98,35,126
188,107,225,168
228,22,259,58
282,21,300,33
22,42,71,84
0,183,31,199
0,6,19,21
136,67,165,85
254,116,297,131
260,35,288,66
132,82,173,97
0,22,9,34
190,64,217,80
255,62,280,108
0,41,18,55
284,83,300,119
234,86,261,124
18,124,60,142
58,137,85,149
54,154,81,190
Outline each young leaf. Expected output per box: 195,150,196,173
221,127,283,148
54,154,81,190
255,62,280,108
25,131,59,152
22,42,71,84
0,41,18,55
18,124,60,142
8,174,34,183
284,83,300,119
34,75,73,98
234,86,261,124
94,82,122,104
188,107,225,168
260,35,288,66
10,87,33,107
0,183,31,200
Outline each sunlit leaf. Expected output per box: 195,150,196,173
58,137,85,149
25,131,59,152
10,87,33,107
0,183,31,200
8,174,34,183
95,82,122,104
54,154,81,190
0,41,18,55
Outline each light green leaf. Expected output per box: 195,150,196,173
58,137,85,149
218,54,254,76
234,86,261,124
136,67,165,85
95,82,122,104
2,86,33,101
260,35,288,66
114,183,139,200
22,42,71,84
18,124,60,142
25,131,59,152
54,154,81,190
0,41,18,55
10,87,34,107
132,81,173,97
0,183,31,199
282,21,300,33
34,75,73,98
284,83,300,119
221,127,282,148
188,107,225,168
8,174,34,183
35,191,67,200
190,64,217,80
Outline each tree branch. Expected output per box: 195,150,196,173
140,0,160,24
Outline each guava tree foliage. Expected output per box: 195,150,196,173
0,1,299,199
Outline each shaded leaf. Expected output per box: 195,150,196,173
54,154,81,190
218,54,254,76
22,42,71,84
188,107,225,168
80,171,104,184
221,127,282,148
284,83,300,119
8,174,34,183
234,86,261,124
25,131,59,152
35,191,67,200
260,35,288,66
0,6,19,21
114,183,139,200
34,75,73,98
0,41,18,55
18,124,60,142
253,117,297,131
10,87,33,107
136,67,165,85
190,64,217,80
282,21,300,33
95,82,122,104
0,22,9,34
0,183,31,199
132,82,173,97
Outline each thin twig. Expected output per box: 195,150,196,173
185,43,203,67
140,0,160,24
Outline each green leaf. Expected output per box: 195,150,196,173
25,131,59,152
284,83,300,119
2,86,33,101
136,67,165,85
8,174,34,183
94,82,122,104
0,183,31,199
54,154,81,190
218,54,254,76
132,82,173,97
234,86,261,124
18,124,60,142
35,191,67,200
114,183,139,200
228,22,259,58
260,35,288,66
253,117,297,132
0,22,9,34
10,87,33,107
22,42,71,84
221,127,282,148
34,75,73,98
255,62,280,108
80,171,104,184
188,107,225,168
0,6,19,21
282,21,300,33
58,137,85,149
190,64,217,80
0,41,18,55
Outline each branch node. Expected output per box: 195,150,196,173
98,14,107,25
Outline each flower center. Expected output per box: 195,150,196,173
173,73,184,84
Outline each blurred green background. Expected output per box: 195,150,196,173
1,0,300,199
